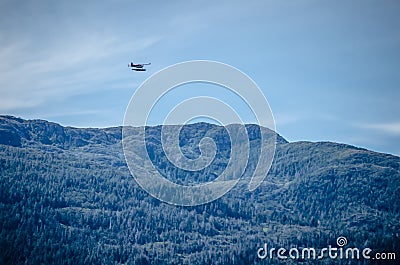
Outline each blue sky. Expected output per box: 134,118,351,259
0,0,399,155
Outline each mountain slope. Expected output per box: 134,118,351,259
0,115,399,264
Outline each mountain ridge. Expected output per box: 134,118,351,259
0,115,388,156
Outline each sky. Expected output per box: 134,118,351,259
0,0,399,156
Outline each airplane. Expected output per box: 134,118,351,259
128,62,151,71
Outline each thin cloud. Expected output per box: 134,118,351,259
358,122,400,136
0,34,161,111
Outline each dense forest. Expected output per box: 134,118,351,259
0,115,399,264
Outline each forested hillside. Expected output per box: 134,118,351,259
0,115,399,264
